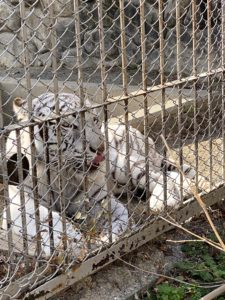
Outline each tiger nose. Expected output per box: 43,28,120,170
97,142,105,154
89,142,105,154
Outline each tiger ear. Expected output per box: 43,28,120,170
13,97,25,110
13,97,28,121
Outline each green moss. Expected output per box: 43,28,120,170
143,241,225,300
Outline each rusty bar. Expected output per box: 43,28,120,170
222,0,225,181
159,0,167,206
176,0,183,199
119,0,132,225
0,92,14,275
48,0,67,253
43,123,55,254
0,66,225,136
15,129,29,269
207,0,213,189
19,0,42,257
140,0,150,214
97,0,112,242
192,0,199,187
74,0,90,242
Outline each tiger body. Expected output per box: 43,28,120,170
3,92,200,256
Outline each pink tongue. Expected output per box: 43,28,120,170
92,153,105,166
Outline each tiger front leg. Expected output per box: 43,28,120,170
99,196,129,243
148,171,199,212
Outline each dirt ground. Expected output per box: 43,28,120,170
179,138,223,185
51,211,225,300
49,233,185,300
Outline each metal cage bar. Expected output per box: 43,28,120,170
159,0,167,206
119,0,132,226
19,0,42,258
207,0,213,190
140,0,150,216
97,0,113,242
48,0,68,253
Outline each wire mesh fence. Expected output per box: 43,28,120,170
0,0,225,298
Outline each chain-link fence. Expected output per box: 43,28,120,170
0,0,225,298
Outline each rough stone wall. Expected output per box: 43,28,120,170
0,0,221,77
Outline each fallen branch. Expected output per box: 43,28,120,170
166,239,206,243
200,282,225,300
160,216,224,252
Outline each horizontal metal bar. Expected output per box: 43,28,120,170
1,68,224,135
20,184,225,300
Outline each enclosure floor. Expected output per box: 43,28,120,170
177,138,223,185
49,237,183,300
50,212,225,300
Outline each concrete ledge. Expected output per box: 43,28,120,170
0,77,215,131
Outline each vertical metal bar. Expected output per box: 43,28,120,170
207,0,213,189
222,0,225,181
159,0,167,205
43,123,55,254
119,0,132,226
119,0,128,96
48,0,67,253
97,0,112,242
19,0,42,257
0,94,14,274
74,0,90,238
15,129,29,270
140,0,150,214
176,0,183,199
192,0,199,187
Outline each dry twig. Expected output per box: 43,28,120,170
160,134,225,251
200,283,225,300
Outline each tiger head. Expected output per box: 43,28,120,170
12,93,105,171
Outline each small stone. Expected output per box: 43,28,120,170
35,51,52,67
0,1,20,32
164,0,191,28
40,0,74,17
83,28,118,60
18,7,51,52
118,36,141,69
61,48,77,69
55,17,77,58
0,33,36,68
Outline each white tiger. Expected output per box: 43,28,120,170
3,94,128,256
2,93,199,256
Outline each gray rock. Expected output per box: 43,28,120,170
52,0,73,17
80,2,99,30
0,33,36,68
61,47,98,69
8,0,42,6
61,48,77,69
146,49,160,74
55,17,77,58
18,8,51,52
118,36,141,69
83,28,118,60
0,1,20,32
35,51,52,67
163,27,208,76
164,0,191,28
113,1,159,47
